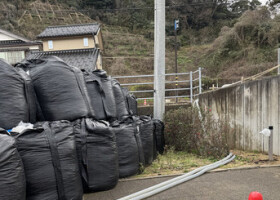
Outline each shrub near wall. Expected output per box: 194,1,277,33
164,107,230,159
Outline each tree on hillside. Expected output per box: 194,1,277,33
230,0,261,14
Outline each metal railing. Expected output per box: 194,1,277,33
113,67,202,103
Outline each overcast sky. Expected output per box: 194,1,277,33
259,0,268,5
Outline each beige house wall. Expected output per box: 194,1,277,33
94,29,104,51
43,35,95,51
96,54,102,69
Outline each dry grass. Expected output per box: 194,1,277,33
134,149,280,178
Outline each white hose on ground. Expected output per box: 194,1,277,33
118,153,232,200
118,153,235,200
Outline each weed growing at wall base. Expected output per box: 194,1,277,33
164,107,230,159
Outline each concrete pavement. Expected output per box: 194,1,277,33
84,167,280,200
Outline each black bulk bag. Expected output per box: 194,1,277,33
84,70,117,121
16,56,93,121
0,130,26,200
14,121,83,200
122,87,138,116
0,59,36,129
83,72,106,120
153,119,165,154
111,79,129,120
134,116,155,166
73,118,119,192
91,70,117,120
112,122,144,178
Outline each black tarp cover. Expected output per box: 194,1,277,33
0,130,26,200
16,56,93,121
73,118,119,192
14,121,83,200
0,59,36,129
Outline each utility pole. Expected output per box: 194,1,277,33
174,19,179,103
153,0,166,120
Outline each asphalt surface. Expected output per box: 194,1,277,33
84,167,280,200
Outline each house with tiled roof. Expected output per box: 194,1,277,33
35,23,103,70
0,28,41,65
37,23,103,52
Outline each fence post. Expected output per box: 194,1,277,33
190,71,193,103
199,67,202,94
278,48,280,75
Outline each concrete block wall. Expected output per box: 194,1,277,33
199,76,280,155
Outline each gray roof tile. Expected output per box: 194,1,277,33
0,40,41,47
27,48,100,71
37,23,100,39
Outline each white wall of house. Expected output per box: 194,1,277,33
0,51,25,65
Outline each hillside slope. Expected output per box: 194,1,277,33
1,0,279,86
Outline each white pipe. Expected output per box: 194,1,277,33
126,154,235,200
118,153,234,200
193,99,206,133
118,153,232,200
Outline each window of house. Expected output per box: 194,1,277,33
83,38,89,47
48,40,53,49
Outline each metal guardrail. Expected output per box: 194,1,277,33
113,67,202,103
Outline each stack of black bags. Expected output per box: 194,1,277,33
0,56,165,200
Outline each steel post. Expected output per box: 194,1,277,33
278,48,280,75
199,67,202,94
190,71,193,103
269,126,273,161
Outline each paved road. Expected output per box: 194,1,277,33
84,167,280,200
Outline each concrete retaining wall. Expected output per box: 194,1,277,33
199,75,280,155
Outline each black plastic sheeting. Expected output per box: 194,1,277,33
0,59,36,129
111,79,129,120
0,130,26,200
122,87,138,116
112,122,144,178
73,118,119,192
153,119,165,155
84,70,117,121
16,56,93,122
14,121,83,200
